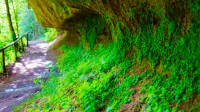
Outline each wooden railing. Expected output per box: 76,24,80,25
0,32,29,75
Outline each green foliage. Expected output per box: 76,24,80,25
19,9,47,40
190,0,200,14
44,28,57,42
79,16,105,49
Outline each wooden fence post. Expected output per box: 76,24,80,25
26,33,29,46
13,44,17,60
2,50,6,74
21,38,24,52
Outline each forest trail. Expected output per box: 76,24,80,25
0,41,56,112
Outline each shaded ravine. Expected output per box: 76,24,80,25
0,41,56,112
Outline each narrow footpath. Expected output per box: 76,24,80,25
0,41,56,112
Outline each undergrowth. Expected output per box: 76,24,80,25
14,42,146,111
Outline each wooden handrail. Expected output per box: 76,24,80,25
0,32,29,52
0,31,30,75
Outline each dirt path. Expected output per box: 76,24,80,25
0,41,55,112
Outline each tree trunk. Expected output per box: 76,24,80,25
11,0,19,37
4,0,17,41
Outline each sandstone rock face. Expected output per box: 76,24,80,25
27,0,71,28
27,0,192,33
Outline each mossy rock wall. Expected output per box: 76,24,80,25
27,0,193,34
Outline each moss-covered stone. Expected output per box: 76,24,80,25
27,0,194,35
